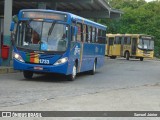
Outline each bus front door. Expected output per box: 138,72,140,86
120,37,124,56
131,38,137,55
121,44,124,56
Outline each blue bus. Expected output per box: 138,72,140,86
10,9,107,81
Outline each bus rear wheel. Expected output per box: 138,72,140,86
67,63,77,81
23,71,33,79
110,56,116,59
126,52,130,60
140,57,144,61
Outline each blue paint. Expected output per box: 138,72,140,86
12,9,107,77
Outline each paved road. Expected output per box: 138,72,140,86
0,58,160,113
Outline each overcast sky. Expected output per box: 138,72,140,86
145,0,155,2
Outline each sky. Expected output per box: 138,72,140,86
145,0,155,2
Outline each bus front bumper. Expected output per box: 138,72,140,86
13,59,68,75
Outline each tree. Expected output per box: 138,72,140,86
100,0,160,56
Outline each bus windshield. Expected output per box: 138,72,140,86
16,20,68,52
138,38,154,50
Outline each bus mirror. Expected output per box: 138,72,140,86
10,21,15,31
73,26,78,36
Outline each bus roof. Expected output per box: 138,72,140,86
106,33,125,37
107,33,154,38
19,9,107,30
69,13,107,30
125,34,153,37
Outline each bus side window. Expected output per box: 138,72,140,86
87,26,92,43
102,30,106,44
115,36,121,44
77,23,82,42
71,21,77,42
114,37,117,44
86,25,88,42
119,37,122,44
121,37,124,45
124,37,127,44
95,28,98,43
109,38,114,45
127,37,131,44
92,27,96,43
83,24,86,42
97,29,105,44
71,25,77,49
98,29,102,43
71,26,76,42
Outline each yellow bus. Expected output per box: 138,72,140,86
105,34,124,59
106,34,154,61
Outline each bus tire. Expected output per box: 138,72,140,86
67,63,77,81
23,71,33,79
140,57,144,61
89,61,96,75
126,52,130,60
110,56,116,59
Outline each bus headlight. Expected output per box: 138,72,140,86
54,57,68,65
13,52,24,62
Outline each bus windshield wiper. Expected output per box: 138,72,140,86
48,21,56,36
47,21,56,42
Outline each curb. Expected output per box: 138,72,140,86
0,67,19,74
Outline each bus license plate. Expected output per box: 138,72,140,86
34,66,43,70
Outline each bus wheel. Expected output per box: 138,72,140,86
110,56,116,59
140,57,144,61
126,52,130,60
89,61,96,75
23,71,33,79
67,63,77,81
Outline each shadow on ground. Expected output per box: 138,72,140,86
20,71,100,83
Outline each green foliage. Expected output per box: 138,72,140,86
100,0,160,57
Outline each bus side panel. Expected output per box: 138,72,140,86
67,42,105,74
113,45,121,56
67,42,81,75
81,43,105,72
80,43,95,72
95,44,105,69
123,45,131,56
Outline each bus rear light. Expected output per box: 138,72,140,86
54,57,68,65
13,52,25,63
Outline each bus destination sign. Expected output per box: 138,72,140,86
141,36,152,39
22,11,67,21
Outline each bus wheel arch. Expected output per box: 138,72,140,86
75,59,78,69
89,58,97,75
67,59,78,81
23,70,33,79
110,56,116,59
125,51,130,60
140,57,144,61
124,51,126,58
